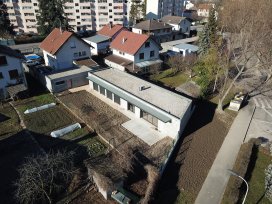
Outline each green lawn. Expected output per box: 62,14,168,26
23,105,75,135
16,93,55,114
175,190,196,204
151,69,190,88
0,104,22,139
245,149,271,204
62,127,90,140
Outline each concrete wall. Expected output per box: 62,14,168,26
0,54,26,98
112,49,135,61
132,28,143,34
104,58,126,72
43,36,91,70
45,72,89,93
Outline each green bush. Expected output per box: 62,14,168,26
14,36,46,44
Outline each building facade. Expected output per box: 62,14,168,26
4,0,142,33
87,68,193,139
0,45,27,99
40,28,92,70
146,0,185,20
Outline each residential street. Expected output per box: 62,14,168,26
195,103,256,204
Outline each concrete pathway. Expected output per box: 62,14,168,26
195,103,256,204
122,119,165,146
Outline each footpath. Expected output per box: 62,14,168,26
195,103,256,204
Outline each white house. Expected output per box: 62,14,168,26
197,3,215,18
84,35,111,55
146,0,185,20
0,45,27,99
105,30,162,74
185,1,195,10
87,68,193,139
132,19,173,43
161,16,191,33
172,43,199,57
40,28,92,70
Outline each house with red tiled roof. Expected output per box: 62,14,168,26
97,23,127,40
105,30,162,74
36,28,99,93
40,28,92,70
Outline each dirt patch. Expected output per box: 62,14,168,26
156,101,234,203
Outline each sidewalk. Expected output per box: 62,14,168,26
195,103,256,204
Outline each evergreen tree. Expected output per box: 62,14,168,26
198,25,210,56
129,0,138,25
207,7,217,45
198,7,218,56
0,0,15,38
141,0,147,19
37,0,72,35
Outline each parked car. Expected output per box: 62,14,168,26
25,60,40,66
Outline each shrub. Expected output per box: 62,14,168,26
265,164,272,201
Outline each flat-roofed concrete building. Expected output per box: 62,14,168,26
87,68,193,139
4,0,144,33
146,0,186,20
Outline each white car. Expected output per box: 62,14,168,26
25,60,40,66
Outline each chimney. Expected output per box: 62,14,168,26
109,21,113,29
122,37,127,44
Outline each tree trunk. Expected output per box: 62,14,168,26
217,67,244,112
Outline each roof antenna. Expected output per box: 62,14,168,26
57,18,62,34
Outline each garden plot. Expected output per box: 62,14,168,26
58,91,173,168
13,93,106,157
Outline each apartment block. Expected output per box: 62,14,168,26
4,0,143,34
146,0,186,20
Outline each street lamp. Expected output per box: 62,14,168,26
228,169,249,204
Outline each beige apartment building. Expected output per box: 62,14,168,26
4,0,144,33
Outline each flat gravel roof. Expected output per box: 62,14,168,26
47,65,91,80
90,68,192,119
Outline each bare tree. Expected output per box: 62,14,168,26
14,150,75,204
166,54,198,77
140,165,160,204
216,0,272,112
167,55,185,75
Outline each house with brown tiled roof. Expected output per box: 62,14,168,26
40,28,92,70
105,30,162,74
132,19,173,43
161,16,191,33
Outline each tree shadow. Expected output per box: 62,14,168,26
0,129,93,204
237,143,259,204
0,113,10,122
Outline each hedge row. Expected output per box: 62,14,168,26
14,36,46,44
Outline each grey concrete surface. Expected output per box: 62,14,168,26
195,103,256,204
122,119,166,146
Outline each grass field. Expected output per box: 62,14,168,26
0,104,22,140
151,69,190,88
245,148,271,204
